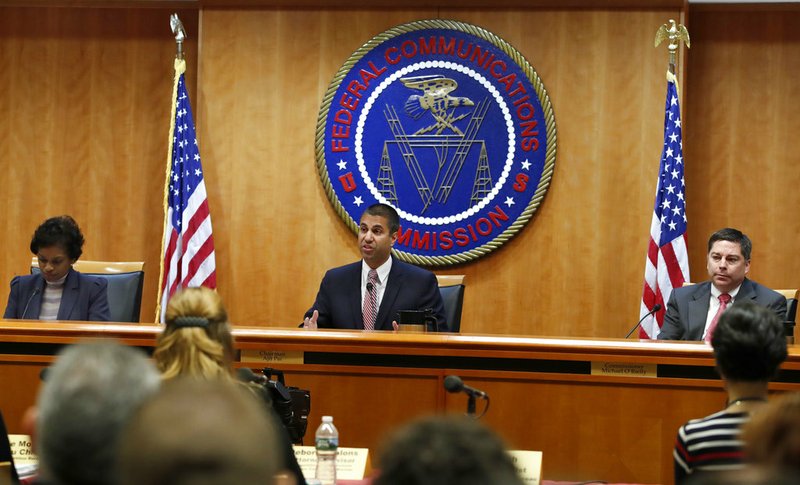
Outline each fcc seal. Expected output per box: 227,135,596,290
316,19,556,265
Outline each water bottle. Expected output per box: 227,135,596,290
315,415,339,485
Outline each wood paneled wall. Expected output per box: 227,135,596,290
684,7,800,290
0,6,199,325
1,3,798,338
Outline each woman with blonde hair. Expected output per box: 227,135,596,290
155,287,234,380
154,287,304,483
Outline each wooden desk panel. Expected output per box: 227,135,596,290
2,321,799,484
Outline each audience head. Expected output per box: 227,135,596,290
30,215,86,283
711,301,787,383
155,287,234,381
35,341,160,485
374,415,524,485
117,378,282,485
742,392,800,475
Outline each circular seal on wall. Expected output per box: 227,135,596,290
316,19,556,266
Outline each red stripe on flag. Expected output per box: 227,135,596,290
199,272,217,289
161,229,179,292
181,199,210,242
181,235,215,287
642,282,657,309
660,241,686,291
648,237,660,266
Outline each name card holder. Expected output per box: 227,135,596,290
240,349,304,364
508,450,543,485
293,445,370,480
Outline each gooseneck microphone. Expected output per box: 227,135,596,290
21,287,41,319
444,375,490,417
625,303,662,338
444,375,488,399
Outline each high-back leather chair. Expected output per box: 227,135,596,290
436,274,465,333
31,258,145,323
776,289,799,342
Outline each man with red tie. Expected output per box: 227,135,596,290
303,203,446,331
658,228,786,341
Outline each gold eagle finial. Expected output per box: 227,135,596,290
655,20,690,74
655,19,690,50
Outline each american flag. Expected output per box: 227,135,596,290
640,72,690,338
157,65,216,322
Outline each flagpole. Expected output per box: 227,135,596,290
639,20,692,339
155,14,188,323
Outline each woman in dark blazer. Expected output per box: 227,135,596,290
3,215,109,321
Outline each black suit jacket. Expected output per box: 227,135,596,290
304,259,446,331
657,278,786,341
3,268,110,321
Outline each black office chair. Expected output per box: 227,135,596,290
776,289,798,342
436,275,465,333
31,259,145,323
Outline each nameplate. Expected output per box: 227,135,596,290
293,445,369,480
240,349,304,364
591,361,656,378
8,434,37,470
508,450,542,485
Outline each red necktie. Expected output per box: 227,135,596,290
362,270,378,330
705,293,732,343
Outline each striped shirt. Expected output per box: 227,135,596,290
673,410,750,484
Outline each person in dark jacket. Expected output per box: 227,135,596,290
4,215,109,321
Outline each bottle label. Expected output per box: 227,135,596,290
315,437,339,451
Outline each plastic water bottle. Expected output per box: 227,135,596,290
315,415,339,485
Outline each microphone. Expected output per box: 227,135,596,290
444,375,487,399
21,287,41,319
236,367,266,385
366,282,374,293
625,303,662,338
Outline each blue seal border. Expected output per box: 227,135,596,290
315,19,557,266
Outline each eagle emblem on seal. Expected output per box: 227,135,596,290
401,75,475,135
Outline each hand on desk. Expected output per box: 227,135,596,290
303,311,400,331
303,310,318,329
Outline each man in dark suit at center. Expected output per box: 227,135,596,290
658,227,786,341
303,203,446,331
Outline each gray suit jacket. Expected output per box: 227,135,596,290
657,278,786,341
